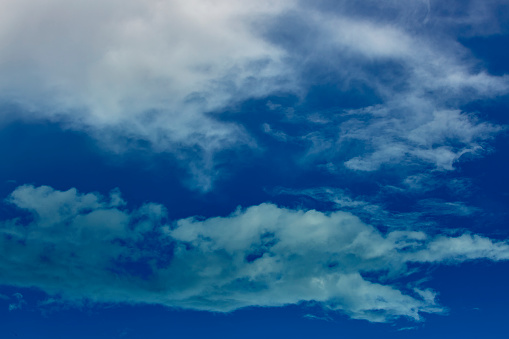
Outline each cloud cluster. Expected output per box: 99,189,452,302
2,185,509,322
1,1,508,189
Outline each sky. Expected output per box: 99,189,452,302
1,0,509,337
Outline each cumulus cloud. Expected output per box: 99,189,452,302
1,185,509,322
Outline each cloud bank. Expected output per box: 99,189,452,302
2,185,508,322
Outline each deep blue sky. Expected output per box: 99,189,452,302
1,1,509,337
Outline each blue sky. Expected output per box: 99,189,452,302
1,0,509,337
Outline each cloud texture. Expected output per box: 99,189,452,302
2,185,508,322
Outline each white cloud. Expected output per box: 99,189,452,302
2,185,509,322
258,2,508,175
407,234,509,263
340,107,502,171
0,0,298,189
1,1,507,190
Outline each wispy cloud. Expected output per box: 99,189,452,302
271,186,479,232
340,108,502,172
302,313,333,322
260,1,508,180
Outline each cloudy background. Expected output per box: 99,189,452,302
1,0,509,337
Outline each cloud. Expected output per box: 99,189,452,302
302,313,332,322
271,186,480,232
397,326,419,332
416,199,479,217
2,185,509,322
1,1,508,190
340,108,502,172
8,293,25,312
257,1,508,177
0,0,296,121
0,0,298,189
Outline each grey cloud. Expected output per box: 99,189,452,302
2,185,509,322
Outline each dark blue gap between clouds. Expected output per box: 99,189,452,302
460,33,509,77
